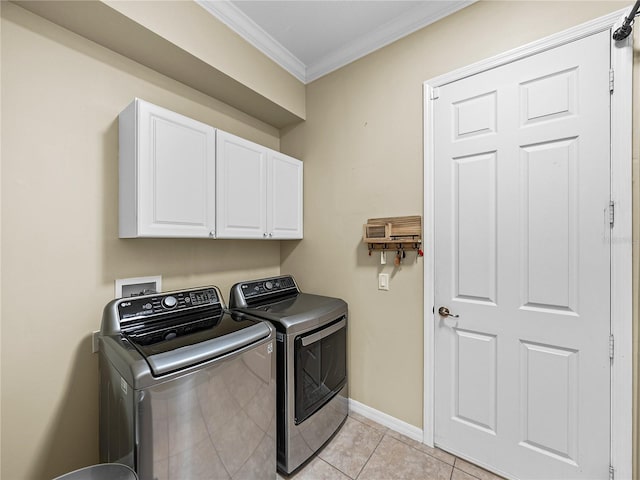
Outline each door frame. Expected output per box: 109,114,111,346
423,9,633,478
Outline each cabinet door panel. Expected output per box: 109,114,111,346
216,131,267,238
120,99,215,238
268,152,303,239
150,118,208,226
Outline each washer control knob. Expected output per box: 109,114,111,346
162,296,178,309
265,281,273,290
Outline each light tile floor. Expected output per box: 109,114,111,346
278,413,505,480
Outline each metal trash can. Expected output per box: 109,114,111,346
53,463,138,480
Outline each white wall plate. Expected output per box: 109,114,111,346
115,275,162,298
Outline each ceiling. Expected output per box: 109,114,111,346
198,0,475,84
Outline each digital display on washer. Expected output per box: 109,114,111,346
189,289,218,306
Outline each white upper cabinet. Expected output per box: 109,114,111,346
268,151,303,239
119,99,303,240
216,130,303,239
216,130,268,239
119,98,216,238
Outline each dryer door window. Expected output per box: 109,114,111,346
294,317,347,424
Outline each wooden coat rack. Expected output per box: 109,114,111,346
363,215,422,263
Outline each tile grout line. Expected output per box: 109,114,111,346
319,414,495,480
318,456,352,480
349,414,461,474
348,416,485,480
353,428,387,480
387,431,456,468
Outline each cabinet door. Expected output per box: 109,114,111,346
132,100,216,237
267,151,303,239
216,130,268,239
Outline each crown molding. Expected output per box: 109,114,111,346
306,1,475,83
197,0,307,83
198,0,475,84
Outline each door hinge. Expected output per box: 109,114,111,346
609,334,615,360
609,465,614,480
609,201,615,227
609,69,614,93
431,87,440,100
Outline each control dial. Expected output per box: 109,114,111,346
162,295,178,309
264,281,273,290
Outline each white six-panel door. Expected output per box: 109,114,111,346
433,30,611,479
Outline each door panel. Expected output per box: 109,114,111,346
434,30,610,479
454,152,497,303
454,328,497,433
454,91,497,139
521,138,578,313
216,130,267,238
268,151,303,239
519,341,579,464
137,101,216,237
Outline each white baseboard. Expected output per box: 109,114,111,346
348,398,423,443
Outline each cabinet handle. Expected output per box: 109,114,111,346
263,232,268,238
209,231,215,238
268,233,273,238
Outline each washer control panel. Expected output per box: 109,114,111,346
118,288,219,320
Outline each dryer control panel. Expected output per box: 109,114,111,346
229,275,299,308
241,276,297,299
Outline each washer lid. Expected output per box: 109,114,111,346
139,313,272,376
129,311,272,376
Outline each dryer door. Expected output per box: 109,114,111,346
294,317,347,424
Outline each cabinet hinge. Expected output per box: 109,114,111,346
609,69,615,93
609,201,615,227
609,334,615,360
431,88,440,100
609,465,614,480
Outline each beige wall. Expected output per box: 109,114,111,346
13,0,305,128
2,1,638,479
104,0,305,121
633,28,640,480
1,1,3,473
0,3,283,478
281,0,631,439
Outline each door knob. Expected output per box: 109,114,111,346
438,306,459,318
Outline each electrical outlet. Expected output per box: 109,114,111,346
378,273,389,291
92,330,100,354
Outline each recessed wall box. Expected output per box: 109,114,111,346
115,275,162,298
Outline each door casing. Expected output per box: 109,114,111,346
423,9,633,479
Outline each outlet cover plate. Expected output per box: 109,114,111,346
92,330,99,354
378,273,389,290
